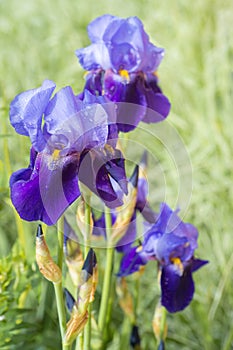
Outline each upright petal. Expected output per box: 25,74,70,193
44,87,109,153
87,14,114,42
76,43,111,71
9,80,56,151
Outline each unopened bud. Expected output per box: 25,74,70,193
158,340,165,350
77,249,96,313
36,225,62,283
64,288,75,313
76,197,93,239
130,325,141,349
116,278,134,323
129,165,139,188
64,219,83,287
90,253,98,303
152,303,167,342
64,311,88,345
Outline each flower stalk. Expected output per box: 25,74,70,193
98,207,114,342
84,196,92,350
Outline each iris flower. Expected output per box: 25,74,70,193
118,203,208,313
92,153,157,251
10,80,127,225
76,15,171,132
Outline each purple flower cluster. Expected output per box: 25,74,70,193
76,15,171,132
118,203,208,312
10,82,127,224
9,14,207,313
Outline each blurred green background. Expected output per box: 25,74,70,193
1,0,233,349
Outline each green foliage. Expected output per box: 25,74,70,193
0,244,61,349
0,0,233,349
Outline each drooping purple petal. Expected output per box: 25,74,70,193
9,80,56,151
161,264,194,313
105,73,146,132
78,150,123,208
10,152,80,225
117,246,147,277
191,258,209,272
137,75,171,123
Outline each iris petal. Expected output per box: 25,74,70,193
44,87,109,153
10,152,80,225
10,79,56,151
117,246,147,277
161,264,194,313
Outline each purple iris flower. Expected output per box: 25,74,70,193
118,203,208,313
75,15,171,132
10,80,127,225
92,155,157,252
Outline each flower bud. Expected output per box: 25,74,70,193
77,248,96,313
36,225,62,283
116,277,134,323
64,310,88,345
130,325,141,349
64,219,83,287
152,303,167,342
158,340,165,350
90,252,98,303
64,288,75,313
76,197,93,239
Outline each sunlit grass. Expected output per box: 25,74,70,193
1,0,233,349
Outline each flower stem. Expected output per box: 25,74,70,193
98,208,114,339
57,216,65,269
83,197,92,350
54,216,69,350
53,281,67,340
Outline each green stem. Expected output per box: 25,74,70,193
84,196,91,255
84,196,92,350
53,281,67,340
54,216,70,350
133,276,140,324
57,216,65,269
98,208,114,337
76,334,84,350
98,247,114,337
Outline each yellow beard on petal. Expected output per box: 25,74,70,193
170,257,184,275
118,69,130,83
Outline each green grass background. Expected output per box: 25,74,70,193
0,0,233,349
